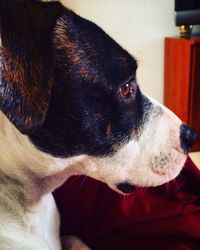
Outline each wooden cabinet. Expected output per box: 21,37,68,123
164,37,200,151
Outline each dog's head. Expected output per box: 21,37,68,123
0,1,196,194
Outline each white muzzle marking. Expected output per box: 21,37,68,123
80,94,187,192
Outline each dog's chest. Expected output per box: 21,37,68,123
27,193,61,250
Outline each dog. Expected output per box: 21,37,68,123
0,1,197,249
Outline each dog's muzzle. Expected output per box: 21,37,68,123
180,124,197,153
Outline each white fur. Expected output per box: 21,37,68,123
79,96,187,192
0,112,89,249
0,194,60,250
0,91,187,248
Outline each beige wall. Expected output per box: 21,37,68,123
61,0,178,103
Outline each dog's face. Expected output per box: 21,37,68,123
0,1,196,194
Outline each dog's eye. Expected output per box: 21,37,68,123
120,83,132,97
119,82,135,99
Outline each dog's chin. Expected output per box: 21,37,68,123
97,154,188,195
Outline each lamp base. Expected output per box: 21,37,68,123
179,25,193,37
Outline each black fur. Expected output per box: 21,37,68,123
0,2,151,158
180,124,197,154
0,1,63,133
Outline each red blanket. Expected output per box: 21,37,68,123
54,157,200,250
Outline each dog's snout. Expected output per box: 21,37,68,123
117,182,135,194
180,124,197,153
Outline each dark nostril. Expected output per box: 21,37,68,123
180,124,197,153
117,182,135,194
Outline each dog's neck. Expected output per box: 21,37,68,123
0,112,57,179
0,111,87,212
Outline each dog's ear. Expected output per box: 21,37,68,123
0,1,63,134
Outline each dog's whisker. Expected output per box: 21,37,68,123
74,169,93,195
141,187,147,195
172,179,180,193
123,194,127,201
67,175,83,186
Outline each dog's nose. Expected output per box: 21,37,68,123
117,182,135,194
180,124,197,153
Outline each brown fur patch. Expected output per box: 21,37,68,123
106,124,112,137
